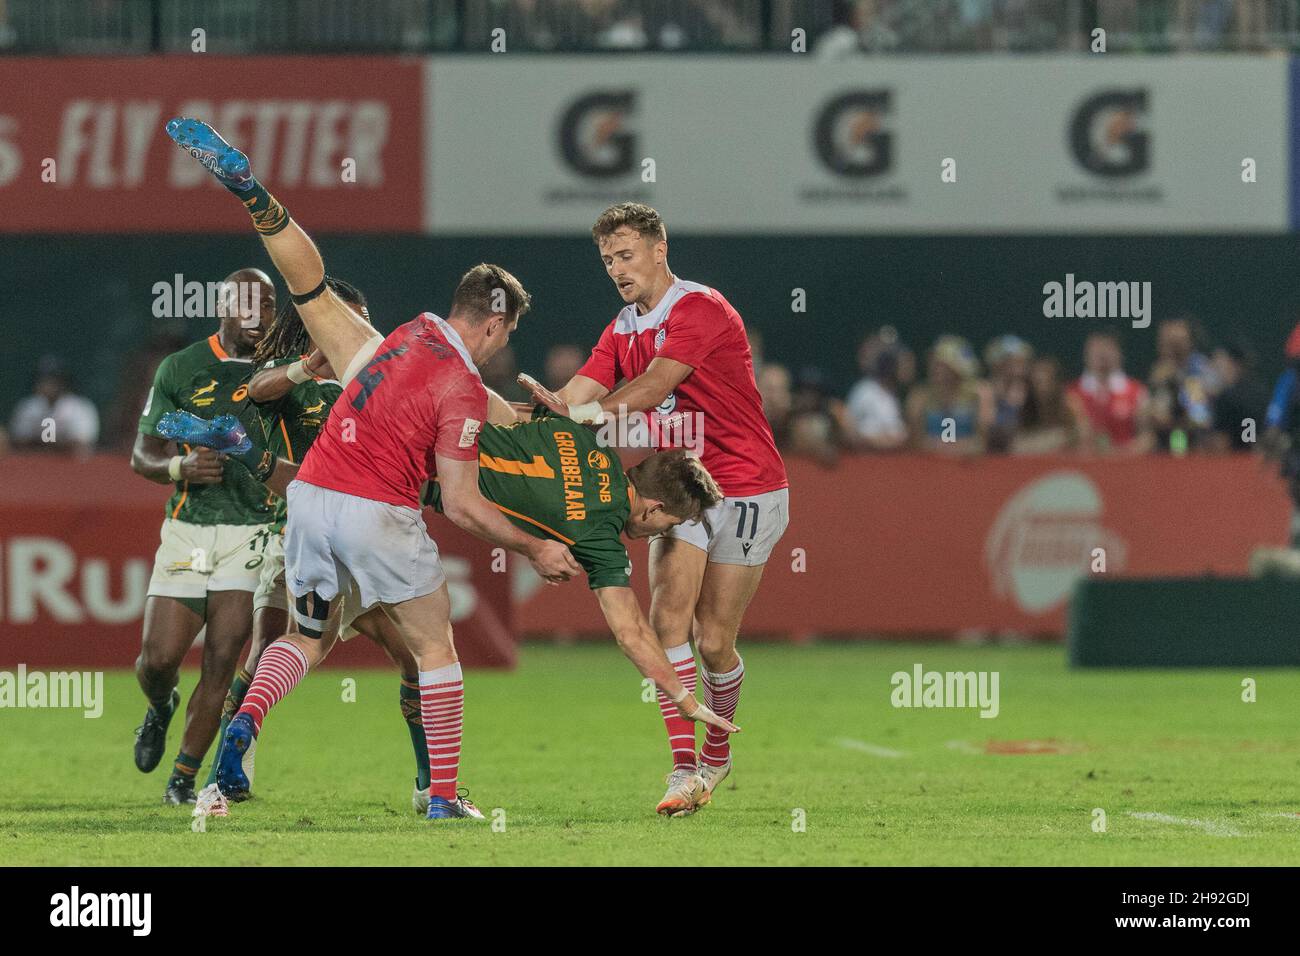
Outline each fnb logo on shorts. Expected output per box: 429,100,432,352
49,886,151,936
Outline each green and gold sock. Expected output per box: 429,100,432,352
168,751,201,788
224,176,289,236
400,676,431,791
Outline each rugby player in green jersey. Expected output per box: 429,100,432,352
204,403,739,812
130,268,277,805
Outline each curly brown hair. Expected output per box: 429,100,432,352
591,202,667,245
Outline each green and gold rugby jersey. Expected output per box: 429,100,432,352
425,411,633,589
138,333,277,526
254,355,344,534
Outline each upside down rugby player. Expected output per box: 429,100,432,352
130,269,277,805
169,115,588,819
191,408,739,811
522,202,790,815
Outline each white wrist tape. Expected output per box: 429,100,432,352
568,401,606,425
167,456,184,481
285,359,311,384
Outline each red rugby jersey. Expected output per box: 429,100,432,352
577,278,787,497
297,314,487,508
1068,371,1147,448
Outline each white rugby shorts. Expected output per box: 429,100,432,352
654,488,790,566
283,480,445,635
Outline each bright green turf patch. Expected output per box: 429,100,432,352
2,644,1298,865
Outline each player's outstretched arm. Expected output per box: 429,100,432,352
436,454,582,584
520,359,690,425
557,374,609,407
594,586,739,733
164,118,376,383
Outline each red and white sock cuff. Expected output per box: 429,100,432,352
662,643,698,693
418,662,463,688
664,643,695,665
269,639,310,674
703,656,744,693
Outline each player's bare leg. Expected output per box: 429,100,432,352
255,219,380,382
379,586,484,820
647,537,709,816
134,596,203,782
168,589,253,802
691,561,765,806
164,118,379,381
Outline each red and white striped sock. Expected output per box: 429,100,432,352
237,640,309,733
420,662,464,802
700,657,744,768
656,643,698,771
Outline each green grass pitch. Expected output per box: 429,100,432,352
2,643,1299,865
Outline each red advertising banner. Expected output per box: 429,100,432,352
0,454,1290,666
516,455,1293,637
0,57,423,233
0,455,511,668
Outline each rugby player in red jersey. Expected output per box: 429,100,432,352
521,203,789,815
167,117,581,820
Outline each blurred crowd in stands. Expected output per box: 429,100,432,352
739,316,1275,464
2,0,1297,55
0,315,1285,463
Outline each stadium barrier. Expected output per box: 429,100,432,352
1068,577,1300,667
0,453,1287,666
0,454,513,669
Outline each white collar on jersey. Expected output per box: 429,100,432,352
614,278,712,335
426,313,482,379
1079,370,1129,395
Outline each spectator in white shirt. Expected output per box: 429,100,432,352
842,330,908,451
9,357,99,456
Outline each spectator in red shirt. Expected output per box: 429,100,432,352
1068,329,1152,454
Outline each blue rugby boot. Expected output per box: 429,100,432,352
165,117,253,190
216,712,257,802
426,789,485,821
